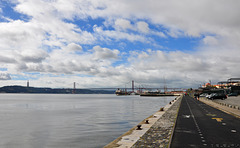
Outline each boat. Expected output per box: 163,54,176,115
115,88,129,96
140,90,181,96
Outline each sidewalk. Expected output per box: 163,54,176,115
214,95,240,106
199,97,240,118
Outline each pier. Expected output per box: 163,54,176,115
105,95,240,147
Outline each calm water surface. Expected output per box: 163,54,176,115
0,94,174,148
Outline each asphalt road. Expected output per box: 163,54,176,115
171,95,240,148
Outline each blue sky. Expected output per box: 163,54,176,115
0,0,240,88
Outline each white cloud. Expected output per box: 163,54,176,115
1,0,240,88
0,72,11,80
93,46,119,60
17,49,49,63
0,20,44,49
114,19,133,31
64,43,83,52
136,21,149,34
0,55,16,63
13,45,119,76
202,36,219,45
93,25,147,42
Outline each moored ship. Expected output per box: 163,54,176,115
115,88,129,95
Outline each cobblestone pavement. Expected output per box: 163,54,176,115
131,97,182,148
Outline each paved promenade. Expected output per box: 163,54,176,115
132,97,181,148
214,96,240,106
200,97,240,118
171,96,240,147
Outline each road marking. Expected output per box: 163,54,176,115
183,115,191,118
186,98,207,144
212,118,223,122
206,114,217,117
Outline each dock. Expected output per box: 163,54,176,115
140,93,181,97
105,95,240,147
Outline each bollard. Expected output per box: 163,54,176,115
136,125,142,130
145,120,149,124
159,107,164,111
169,102,172,105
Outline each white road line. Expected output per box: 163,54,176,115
185,97,207,146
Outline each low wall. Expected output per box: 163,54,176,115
105,95,183,148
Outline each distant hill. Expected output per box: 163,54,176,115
0,86,115,94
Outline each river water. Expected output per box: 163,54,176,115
0,94,175,148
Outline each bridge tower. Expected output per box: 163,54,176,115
132,80,134,92
73,82,76,94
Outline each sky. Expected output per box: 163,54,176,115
0,0,240,89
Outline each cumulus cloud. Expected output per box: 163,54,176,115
114,19,133,31
17,45,120,76
64,43,83,52
202,36,219,45
124,48,240,87
17,49,49,63
0,0,240,88
0,55,16,63
136,21,149,34
93,46,119,59
0,72,11,80
93,25,147,42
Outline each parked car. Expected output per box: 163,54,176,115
207,93,217,99
209,93,227,100
228,93,238,97
200,93,208,97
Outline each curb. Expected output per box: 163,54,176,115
167,95,183,148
